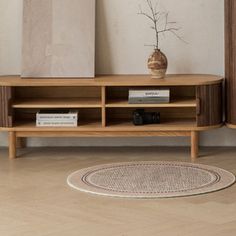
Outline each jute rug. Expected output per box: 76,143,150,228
67,161,236,198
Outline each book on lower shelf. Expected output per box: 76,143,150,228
128,89,170,104
36,109,78,127
36,120,78,127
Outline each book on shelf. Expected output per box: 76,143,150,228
36,109,78,127
36,120,78,127
36,109,78,120
128,89,170,104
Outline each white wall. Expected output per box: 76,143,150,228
1,0,233,147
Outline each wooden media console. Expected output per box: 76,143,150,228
0,75,223,161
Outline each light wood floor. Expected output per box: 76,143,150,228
0,147,236,236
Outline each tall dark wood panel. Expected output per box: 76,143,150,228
0,86,13,127
196,84,223,127
225,0,236,125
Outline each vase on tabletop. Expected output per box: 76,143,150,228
147,49,168,79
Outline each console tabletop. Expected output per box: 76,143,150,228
0,74,222,87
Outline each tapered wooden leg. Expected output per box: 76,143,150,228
191,131,199,162
9,131,17,159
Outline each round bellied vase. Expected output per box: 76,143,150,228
148,49,168,79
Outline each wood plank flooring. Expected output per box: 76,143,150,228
0,147,236,236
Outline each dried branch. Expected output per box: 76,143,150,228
138,0,187,49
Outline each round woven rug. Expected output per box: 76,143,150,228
67,161,236,198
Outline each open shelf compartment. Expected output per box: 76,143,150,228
13,86,102,109
106,86,196,108
12,98,102,109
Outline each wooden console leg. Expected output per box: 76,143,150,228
9,131,17,159
191,131,199,162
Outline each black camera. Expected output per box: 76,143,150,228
133,109,160,126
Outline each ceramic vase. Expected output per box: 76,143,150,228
148,49,168,79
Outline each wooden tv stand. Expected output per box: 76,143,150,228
0,75,223,161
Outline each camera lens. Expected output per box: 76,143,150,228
143,112,160,124
133,109,160,125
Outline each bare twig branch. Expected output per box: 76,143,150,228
138,12,155,22
144,44,157,48
158,27,182,34
138,0,187,49
169,30,188,44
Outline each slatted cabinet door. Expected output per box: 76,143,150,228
196,84,223,127
0,86,13,128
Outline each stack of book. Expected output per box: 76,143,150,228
36,110,78,127
128,89,170,104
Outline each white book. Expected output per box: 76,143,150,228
36,111,78,121
36,120,78,127
37,115,78,120
129,97,170,104
37,118,78,122
129,90,170,98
